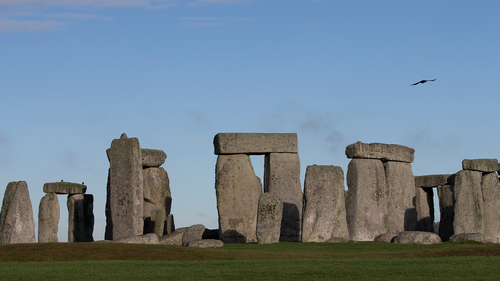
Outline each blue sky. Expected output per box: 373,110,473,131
1,0,499,241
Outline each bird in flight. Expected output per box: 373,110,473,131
411,79,436,86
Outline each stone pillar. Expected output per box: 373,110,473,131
454,170,484,234
0,181,36,244
143,167,171,235
215,154,262,243
38,193,60,243
437,184,455,241
264,153,303,242
256,193,283,244
106,133,144,240
415,187,434,232
481,172,500,243
302,165,348,242
68,194,94,242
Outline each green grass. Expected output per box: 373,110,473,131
1,242,500,280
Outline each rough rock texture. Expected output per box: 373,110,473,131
346,159,387,241
449,233,486,243
462,159,499,172
187,239,224,248
437,184,455,241
38,193,60,243
302,165,348,242
67,194,94,242
481,172,500,243
415,187,434,232
256,193,283,244
143,167,171,235
393,231,442,245
326,236,349,243
113,233,159,244
182,224,206,246
264,153,303,242
216,154,262,243
159,228,187,245
374,233,398,243
106,133,144,240
454,170,484,235
214,133,298,155
415,174,453,188
43,182,87,194
384,161,417,233
166,214,175,235
141,149,167,167
345,141,415,163
0,181,36,244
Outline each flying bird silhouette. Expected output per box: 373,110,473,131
411,79,436,86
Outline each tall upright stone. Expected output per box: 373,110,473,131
302,165,348,242
256,193,283,244
346,159,387,241
384,161,416,232
68,194,94,242
454,170,484,234
143,167,171,235
415,187,434,232
0,181,36,244
481,172,500,243
437,183,455,241
215,154,262,243
38,193,60,243
264,153,303,242
106,133,144,240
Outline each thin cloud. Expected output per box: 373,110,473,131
0,18,63,32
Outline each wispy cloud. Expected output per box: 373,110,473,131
0,18,63,32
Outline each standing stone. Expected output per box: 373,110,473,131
38,193,60,243
264,153,303,242
215,154,262,243
0,181,36,244
454,170,484,234
106,133,144,240
437,184,455,241
143,167,171,235
302,165,349,242
384,161,416,233
415,187,434,232
68,194,94,242
481,172,500,243
256,193,283,244
346,159,387,241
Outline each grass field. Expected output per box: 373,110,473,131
1,241,499,280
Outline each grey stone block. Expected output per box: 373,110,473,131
0,181,36,244
214,133,298,155
256,193,283,244
481,172,500,243
415,187,434,232
38,193,59,243
454,170,484,235
43,182,86,194
345,141,415,163
374,233,398,243
449,233,486,243
143,167,171,235
187,239,224,248
437,184,455,242
414,174,454,188
393,231,442,244
141,149,167,167
462,159,499,172
182,224,206,246
159,228,186,245
113,233,159,244
67,194,94,242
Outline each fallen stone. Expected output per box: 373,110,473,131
481,172,500,243
454,170,484,234
159,228,187,245
437,184,455,242
214,133,298,155
414,174,454,188
462,159,499,172
449,233,486,243
256,193,283,244
374,233,398,243
415,187,434,232
113,233,159,244
38,193,60,243
345,141,415,163
67,194,94,242
187,239,224,248
393,231,442,244
302,165,348,242
143,167,171,235
141,149,167,167
182,224,206,246
0,181,36,244
43,182,87,194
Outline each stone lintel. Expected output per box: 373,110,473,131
141,149,167,167
214,133,298,155
462,159,499,172
414,174,454,188
43,182,87,194
345,141,414,163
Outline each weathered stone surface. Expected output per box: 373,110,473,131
449,233,486,243
384,161,417,233
462,159,499,172
346,159,387,241
414,174,454,188
302,165,348,242
141,149,167,167
43,182,87,194
67,194,94,242
326,236,349,243
437,184,455,241
374,233,398,243
166,214,175,235
182,224,206,246
106,133,144,240
0,181,36,244
216,154,262,243
415,187,434,232
143,167,171,235
256,193,283,244
38,193,59,243
454,170,484,234
187,239,224,248
264,153,303,242
214,133,298,155
113,233,159,244
393,231,442,245
345,141,415,163
159,228,186,245
481,172,500,243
